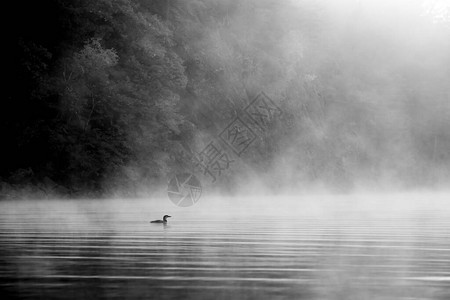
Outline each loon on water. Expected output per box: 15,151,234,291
150,215,171,223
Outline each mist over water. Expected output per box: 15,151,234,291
1,194,450,299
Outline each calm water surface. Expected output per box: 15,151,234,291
0,195,449,299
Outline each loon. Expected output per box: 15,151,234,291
150,215,171,223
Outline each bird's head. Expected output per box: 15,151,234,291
163,215,172,221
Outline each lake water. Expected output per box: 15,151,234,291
0,194,449,299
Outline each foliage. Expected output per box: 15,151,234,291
2,0,449,198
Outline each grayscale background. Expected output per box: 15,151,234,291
1,0,449,299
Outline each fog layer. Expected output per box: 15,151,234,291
2,0,449,198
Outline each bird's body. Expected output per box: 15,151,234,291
150,215,171,223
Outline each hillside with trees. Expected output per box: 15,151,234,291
2,0,449,199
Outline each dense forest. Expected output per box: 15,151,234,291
1,0,449,199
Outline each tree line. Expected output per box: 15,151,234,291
2,0,449,198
